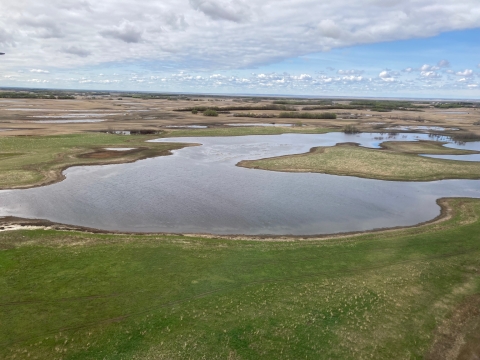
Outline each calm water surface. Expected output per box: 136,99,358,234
1,132,480,235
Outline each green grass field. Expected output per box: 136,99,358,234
0,134,189,189
1,198,480,359
239,141,480,181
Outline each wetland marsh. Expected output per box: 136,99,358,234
1,94,480,359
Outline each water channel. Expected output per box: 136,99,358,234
1,132,480,235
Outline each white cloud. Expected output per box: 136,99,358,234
1,0,480,71
30,69,49,73
420,64,440,72
189,0,251,22
379,70,396,82
337,69,364,75
456,69,473,77
437,59,450,68
420,71,441,79
341,75,363,82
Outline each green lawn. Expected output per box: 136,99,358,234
1,198,480,359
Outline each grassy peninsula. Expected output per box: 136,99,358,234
0,134,190,189
238,141,480,181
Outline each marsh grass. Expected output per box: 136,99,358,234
381,140,479,155
343,124,360,134
176,104,297,112
278,112,337,119
233,112,275,118
203,109,218,117
1,198,480,359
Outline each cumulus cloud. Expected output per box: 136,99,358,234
456,69,473,77
189,0,250,22
420,71,441,79
0,0,479,71
30,69,49,73
379,70,396,82
337,69,364,75
420,64,440,72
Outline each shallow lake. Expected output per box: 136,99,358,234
1,132,480,235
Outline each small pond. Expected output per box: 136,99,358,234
0,132,479,235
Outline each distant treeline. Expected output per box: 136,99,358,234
233,112,275,118
273,100,333,105
0,92,75,99
279,112,337,119
175,104,297,112
302,100,423,112
434,102,477,109
349,100,422,112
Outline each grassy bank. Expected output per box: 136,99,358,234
0,134,189,189
1,198,480,359
162,126,333,137
380,140,479,155
238,141,480,181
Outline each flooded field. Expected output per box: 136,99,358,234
1,132,479,235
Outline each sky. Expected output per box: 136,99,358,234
0,0,479,98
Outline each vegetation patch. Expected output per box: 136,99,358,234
381,140,479,155
1,198,480,359
278,111,337,119
203,109,219,117
238,141,480,181
343,124,360,134
175,104,297,112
